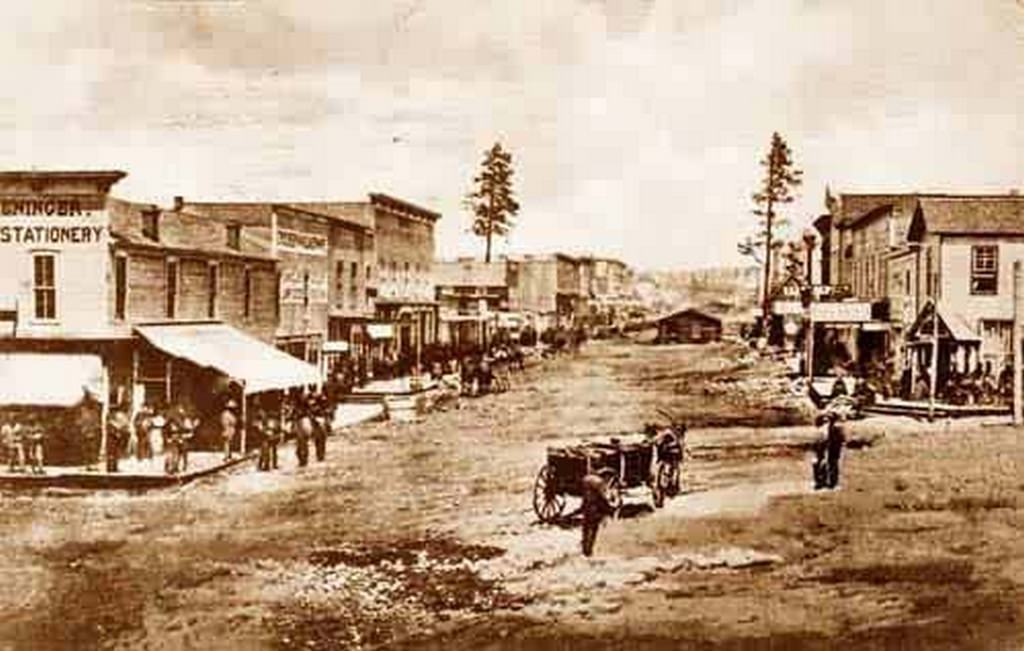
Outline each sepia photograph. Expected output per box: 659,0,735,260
1,1,1023,649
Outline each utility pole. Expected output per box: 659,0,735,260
1014,261,1023,424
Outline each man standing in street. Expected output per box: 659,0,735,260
220,399,238,462
294,396,312,468
580,471,615,557
825,412,847,489
312,390,329,463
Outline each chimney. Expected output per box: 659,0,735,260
173,196,184,211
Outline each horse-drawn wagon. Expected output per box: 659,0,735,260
532,419,685,523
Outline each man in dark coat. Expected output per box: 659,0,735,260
106,407,130,473
311,391,330,462
825,414,847,489
580,471,615,557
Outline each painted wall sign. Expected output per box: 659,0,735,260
809,301,872,323
279,268,328,304
0,195,106,246
277,228,328,256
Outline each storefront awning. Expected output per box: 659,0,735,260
906,301,980,343
367,323,394,340
0,353,103,406
135,323,321,394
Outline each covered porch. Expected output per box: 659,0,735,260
902,301,988,404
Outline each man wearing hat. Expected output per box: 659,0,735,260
293,394,313,468
220,398,239,462
311,389,330,463
813,411,847,489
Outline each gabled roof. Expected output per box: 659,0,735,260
833,194,919,228
906,300,979,342
907,196,1024,238
654,307,722,326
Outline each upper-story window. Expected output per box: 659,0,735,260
32,252,57,320
141,210,160,241
207,263,219,318
243,267,252,319
971,245,998,295
114,254,128,321
166,259,179,318
226,224,241,251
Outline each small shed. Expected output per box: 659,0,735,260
654,308,722,344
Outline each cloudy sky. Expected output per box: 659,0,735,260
1,1,1022,270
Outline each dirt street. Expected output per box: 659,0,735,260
1,341,1023,650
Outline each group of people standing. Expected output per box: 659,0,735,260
105,401,202,475
1,419,45,474
250,389,333,472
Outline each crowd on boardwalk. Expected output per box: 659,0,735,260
0,328,587,477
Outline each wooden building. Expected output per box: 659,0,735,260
654,308,722,344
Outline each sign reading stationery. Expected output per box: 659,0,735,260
0,196,108,246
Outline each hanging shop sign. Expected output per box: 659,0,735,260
809,301,872,323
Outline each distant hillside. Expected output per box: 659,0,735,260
638,266,759,318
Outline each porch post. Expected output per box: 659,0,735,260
928,302,939,421
99,362,109,470
240,382,248,454
805,315,814,381
1014,261,1023,424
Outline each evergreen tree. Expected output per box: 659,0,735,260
738,132,803,320
465,142,520,262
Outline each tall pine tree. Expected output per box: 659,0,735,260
738,132,803,320
466,142,520,262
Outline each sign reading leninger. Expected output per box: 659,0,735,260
0,195,106,246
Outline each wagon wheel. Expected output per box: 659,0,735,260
532,464,566,523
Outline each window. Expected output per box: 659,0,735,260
335,261,346,307
303,271,310,308
925,248,933,296
114,255,127,321
971,245,998,295
141,210,159,241
226,224,241,251
243,267,252,319
207,263,218,318
32,253,56,320
349,261,358,299
165,259,178,318
275,271,282,320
